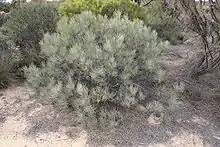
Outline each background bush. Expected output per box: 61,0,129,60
0,33,10,88
6,3,58,66
58,0,140,18
0,13,9,27
139,0,182,44
58,0,181,44
0,2,11,27
0,2,12,12
24,11,167,127
0,28,19,88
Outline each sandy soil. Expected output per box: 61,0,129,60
0,42,220,147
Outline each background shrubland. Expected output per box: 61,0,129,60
141,0,182,44
1,1,220,146
58,0,182,44
0,3,58,88
0,31,14,88
6,3,58,66
0,2,11,26
0,2,12,12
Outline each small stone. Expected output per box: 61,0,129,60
148,112,164,125
136,104,148,113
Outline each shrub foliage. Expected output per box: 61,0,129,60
6,3,58,65
25,11,167,127
0,29,18,88
0,13,9,27
140,0,180,43
58,0,140,18
58,0,180,43
0,2,12,13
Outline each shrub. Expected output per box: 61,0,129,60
0,35,10,88
0,29,18,88
0,2,11,26
6,3,58,65
0,2,12,13
0,13,9,27
24,11,167,127
58,0,181,44
139,0,182,44
58,0,140,18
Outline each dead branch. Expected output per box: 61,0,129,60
176,0,220,77
142,0,154,7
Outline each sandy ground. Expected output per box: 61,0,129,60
0,42,220,147
1,85,218,147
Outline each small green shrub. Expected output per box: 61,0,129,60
25,11,167,127
6,3,58,65
58,0,140,18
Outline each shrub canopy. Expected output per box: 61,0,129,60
6,3,58,65
0,2,12,13
58,0,140,18
25,11,168,127
58,0,180,43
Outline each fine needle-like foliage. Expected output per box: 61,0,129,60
25,11,168,128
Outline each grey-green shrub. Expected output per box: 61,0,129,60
24,11,168,127
0,30,16,88
0,2,12,12
6,3,58,65
139,0,182,44
0,13,9,27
